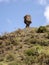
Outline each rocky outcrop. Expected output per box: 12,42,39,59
24,15,32,27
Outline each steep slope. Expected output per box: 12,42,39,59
0,26,49,65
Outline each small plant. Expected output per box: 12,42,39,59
25,48,39,56
25,49,34,56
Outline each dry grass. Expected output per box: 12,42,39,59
0,25,49,65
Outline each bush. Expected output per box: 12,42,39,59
37,26,47,33
25,48,39,56
25,49,35,56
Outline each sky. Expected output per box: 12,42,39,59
0,0,49,34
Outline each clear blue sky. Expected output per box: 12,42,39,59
0,0,49,34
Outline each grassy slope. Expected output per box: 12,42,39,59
0,26,49,65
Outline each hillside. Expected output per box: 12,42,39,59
0,25,49,65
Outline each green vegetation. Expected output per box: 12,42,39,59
37,26,47,33
0,25,49,65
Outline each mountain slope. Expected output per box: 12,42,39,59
0,26,49,65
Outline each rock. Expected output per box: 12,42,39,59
24,15,32,27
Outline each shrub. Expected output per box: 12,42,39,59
25,48,39,56
37,26,47,33
25,49,34,56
